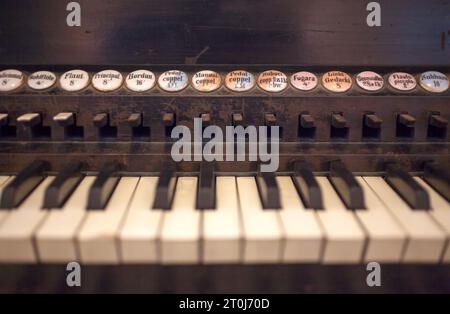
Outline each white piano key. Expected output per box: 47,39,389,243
414,177,450,262
0,177,53,263
276,176,323,262
77,177,139,264
364,176,446,263
354,177,407,262
160,177,200,264
0,176,13,223
35,176,95,262
118,176,162,263
237,176,283,263
202,176,242,263
316,177,365,264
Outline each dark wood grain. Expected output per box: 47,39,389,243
0,0,449,66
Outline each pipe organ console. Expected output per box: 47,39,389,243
0,0,449,293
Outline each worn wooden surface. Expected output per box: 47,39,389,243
0,0,449,66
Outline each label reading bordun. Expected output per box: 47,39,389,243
125,70,156,92
158,70,188,92
388,72,416,91
322,71,352,93
0,69,24,92
225,70,255,92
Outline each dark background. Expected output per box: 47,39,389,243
0,0,449,66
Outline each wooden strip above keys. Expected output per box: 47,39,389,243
364,176,446,263
0,177,54,263
237,176,283,263
202,176,242,263
77,177,139,264
315,177,365,264
119,177,161,263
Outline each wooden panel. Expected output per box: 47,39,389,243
0,0,449,66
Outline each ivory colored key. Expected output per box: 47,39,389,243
160,177,200,264
354,177,406,262
414,177,450,262
119,177,162,263
77,177,139,264
276,176,323,262
237,176,283,263
364,177,446,263
315,177,365,264
202,177,242,263
0,177,54,263
35,177,95,262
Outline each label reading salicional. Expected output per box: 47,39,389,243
0,69,24,92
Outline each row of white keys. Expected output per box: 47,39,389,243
315,177,366,264
414,177,450,262
77,177,139,264
160,176,200,264
118,176,161,263
354,177,406,262
202,176,242,263
276,176,323,262
0,176,13,223
364,176,446,263
236,176,283,263
0,176,54,262
35,176,95,262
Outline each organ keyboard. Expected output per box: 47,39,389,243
0,160,448,265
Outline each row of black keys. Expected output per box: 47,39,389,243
0,159,448,211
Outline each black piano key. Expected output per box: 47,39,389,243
0,160,49,209
43,162,84,209
196,162,216,209
153,164,177,210
256,172,281,209
423,162,450,202
385,163,430,210
86,162,121,210
329,160,365,209
292,161,323,209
